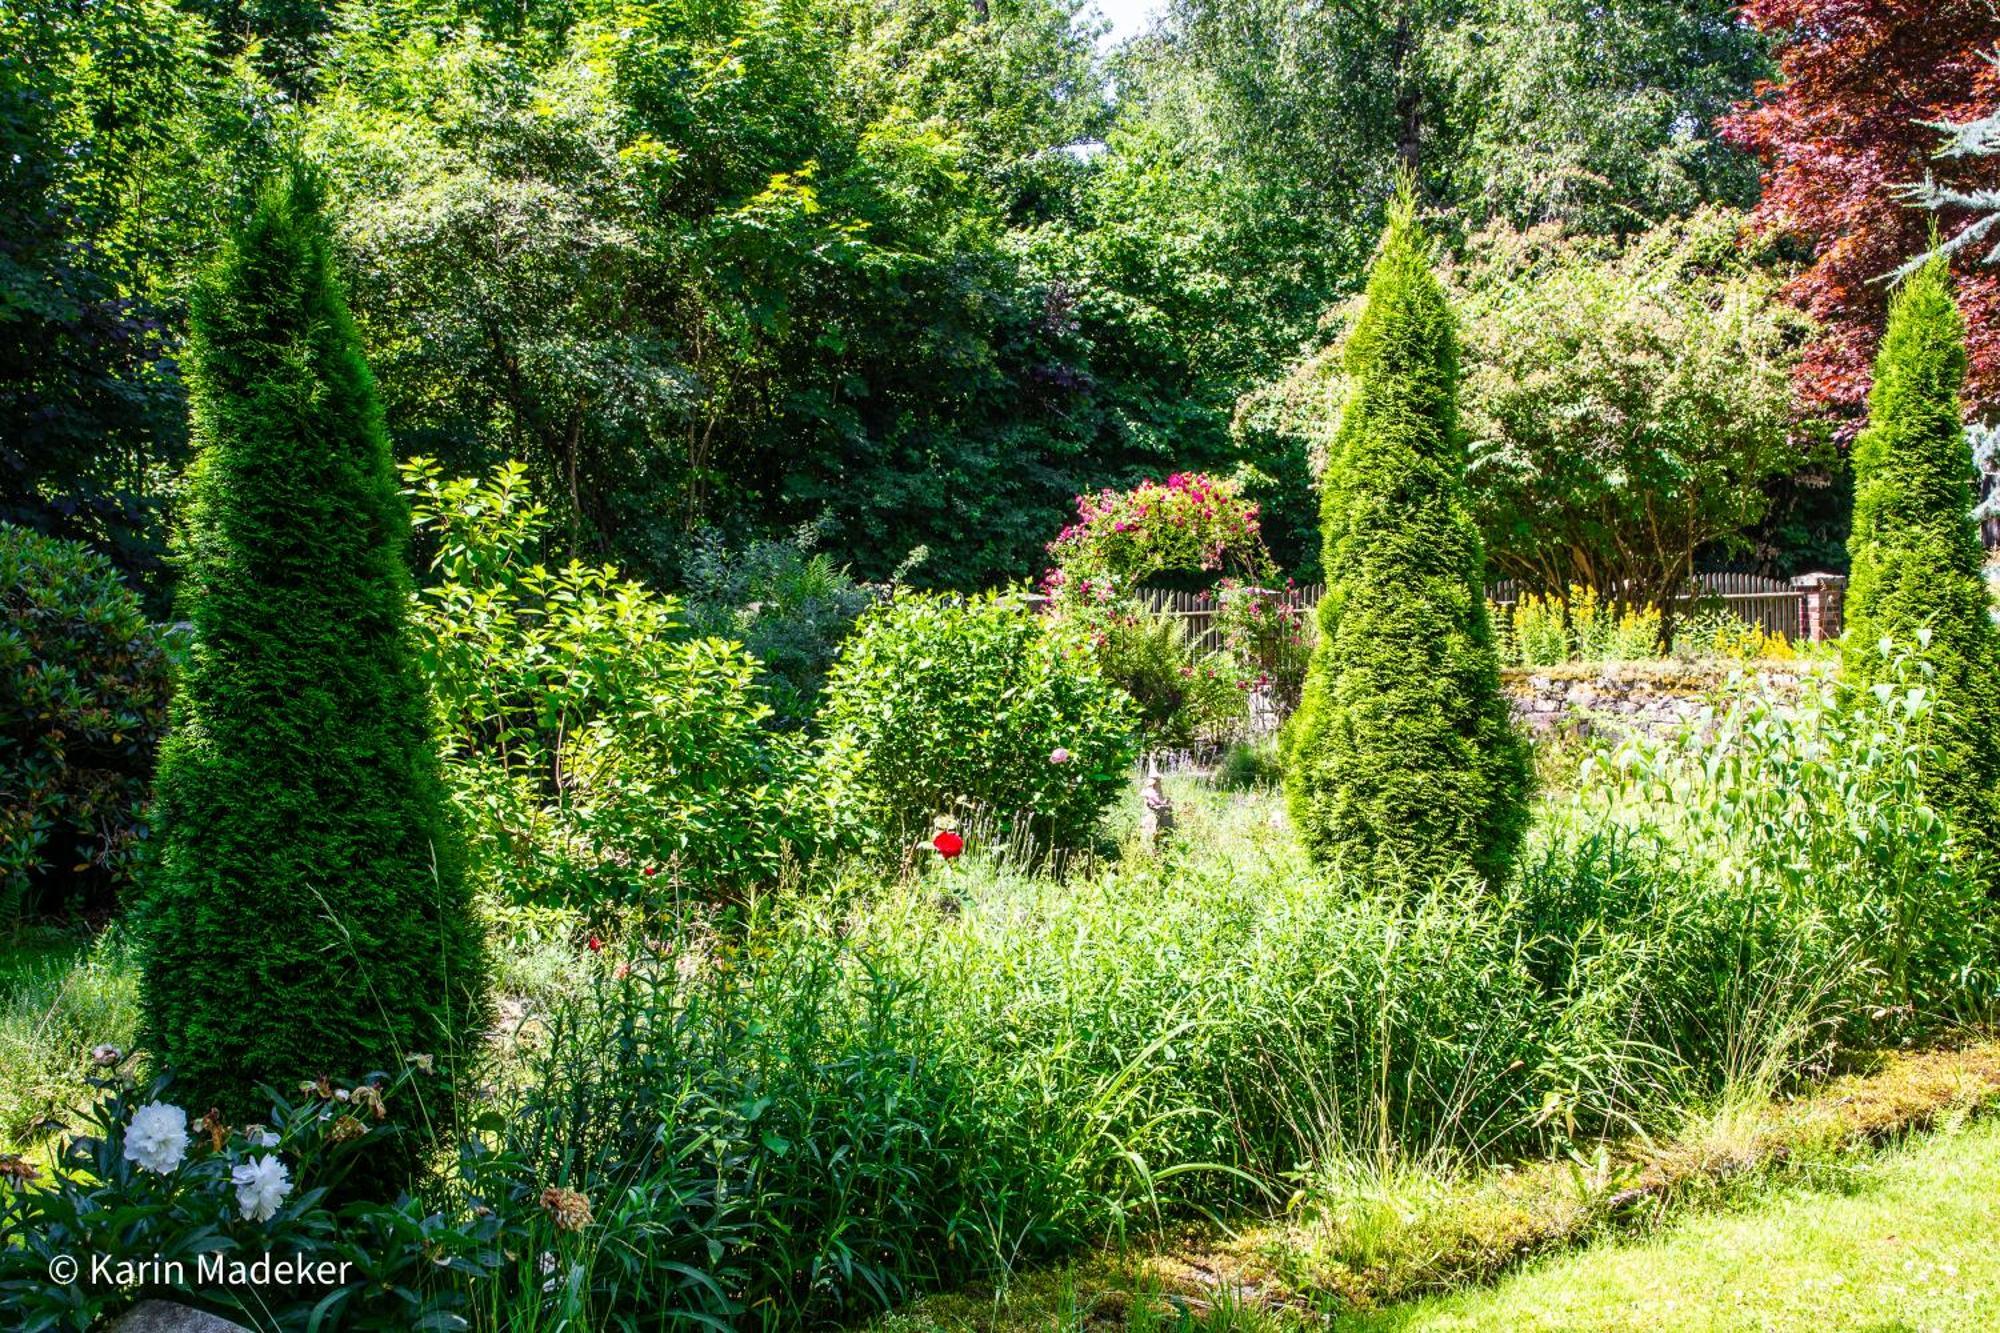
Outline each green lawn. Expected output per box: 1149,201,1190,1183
1343,1115,2000,1332
0,927,89,995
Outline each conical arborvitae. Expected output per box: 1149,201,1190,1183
141,169,488,1116
1842,255,2000,834
1284,188,1532,886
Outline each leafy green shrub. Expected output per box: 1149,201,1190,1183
139,169,488,1120
679,525,877,730
1083,606,1244,749
0,525,169,923
405,460,818,906
817,590,1139,854
1286,187,1533,885
1842,256,2000,834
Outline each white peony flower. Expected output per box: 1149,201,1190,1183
124,1102,190,1174
231,1154,293,1222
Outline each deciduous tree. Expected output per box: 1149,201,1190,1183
1722,0,2000,417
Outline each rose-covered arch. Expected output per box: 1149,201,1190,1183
1040,472,1276,606
1039,472,1308,745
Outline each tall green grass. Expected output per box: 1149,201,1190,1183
463,808,1625,1325
467,661,1993,1328
4,660,1983,1329
0,932,138,1152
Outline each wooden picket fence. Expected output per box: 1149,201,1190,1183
1143,571,1808,646
1140,584,1323,652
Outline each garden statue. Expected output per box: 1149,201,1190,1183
1140,773,1175,851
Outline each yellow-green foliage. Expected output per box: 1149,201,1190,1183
1841,257,2000,835
1498,589,1671,666
1285,188,1532,885
139,170,488,1116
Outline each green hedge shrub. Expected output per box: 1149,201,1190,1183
405,460,819,905
1842,256,2000,835
0,525,169,922
816,590,1139,854
1285,188,1532,886
139,169,488,1118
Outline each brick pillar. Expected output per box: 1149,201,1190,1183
1791,572,1848,642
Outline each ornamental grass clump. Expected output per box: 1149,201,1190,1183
474,815,1635,1326
1841,256,2000,836
139,168,487,1119
1527,661,1997,1083
1286,186,1532,885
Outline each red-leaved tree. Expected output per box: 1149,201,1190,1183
1723,1,2000,418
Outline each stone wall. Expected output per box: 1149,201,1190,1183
1502,660,1818,740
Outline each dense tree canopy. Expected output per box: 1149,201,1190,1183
0,0,260,590
1,0,1905,606
1723,0,2000,419
1246,208,1823,605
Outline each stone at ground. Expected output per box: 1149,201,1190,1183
104,1301,252,1332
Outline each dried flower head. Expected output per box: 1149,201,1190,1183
329,1115,368,1144
350,1084,387,1121
405,1053,435,1075
90,1044,123,1067
0,1154,38,1188
540,1186,593,1233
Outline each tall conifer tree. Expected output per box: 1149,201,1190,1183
141,168,487,1114
1285,186,1531,885
1843,256,2000,834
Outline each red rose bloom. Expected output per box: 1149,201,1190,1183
932,831,965,859
587,935,604,952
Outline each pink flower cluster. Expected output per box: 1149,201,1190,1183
1041,472,1271,596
